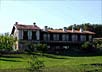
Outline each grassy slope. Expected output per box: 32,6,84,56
0,54,102,72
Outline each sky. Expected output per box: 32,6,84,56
0,0,102,33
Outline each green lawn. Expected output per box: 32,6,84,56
0,53,102,72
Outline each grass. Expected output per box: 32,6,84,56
0,53,102,72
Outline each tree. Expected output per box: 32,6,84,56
0,33,16,51
67,23,102,38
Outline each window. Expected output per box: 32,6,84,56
43,34,50,41
28,30,32,40
23,31,28,40
66,34,69,41
62,34,69,41
43,34,47,41
32,31,36,40
53,34,59,41
19,30,23,39
62,34,66,41
89,35,92,41
48,34,50,41
53,34,56,41
56,34,59,40
72,34,77,41
80,35,86,41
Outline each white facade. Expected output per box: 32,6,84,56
28,30,32,40
36,30,40,40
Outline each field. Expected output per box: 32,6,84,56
0,53,102,72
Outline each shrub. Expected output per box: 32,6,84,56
0,33,16,55
81,41,94,52
27,55,45,72
36,44,47,53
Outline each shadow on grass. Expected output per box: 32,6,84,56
80,63,102,72
0,55,22,58
43,54,67,59
0,68,27,72
46,49,102,57
82,63,102,67
0,58,22,62
29,52,68,59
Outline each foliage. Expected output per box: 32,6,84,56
26,43,36,53
82,42,91,49
26,43,47,53
0,33,16,51
27,55,45,72
36,44,47,53
93,39,102,50
67,23,102,37
81,41,94,52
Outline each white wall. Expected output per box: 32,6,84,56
18,30,23,40
28,30,32,40
36,30,40,40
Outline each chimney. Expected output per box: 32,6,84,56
72,26,75,32
33,22,36,26
44,26,48,31
63,27,67,32
15,22,18,25
80,27,83,32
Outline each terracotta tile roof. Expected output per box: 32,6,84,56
15,24,40,30
13,23,95,34
48,30,95,34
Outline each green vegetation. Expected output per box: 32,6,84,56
27,55,45,72
26,43,47,53
67,23,102,37
0,53,102,72
0,33,16,52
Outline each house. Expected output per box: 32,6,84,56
11,22,95,51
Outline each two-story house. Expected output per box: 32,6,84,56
11,22,95,51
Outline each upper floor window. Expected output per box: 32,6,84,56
53,34,56,41
62,34,66,41
53,34,59,41
28,30,32,40
66,34,69,41
23,31,28,40
56,34,59,41
19,30,23,40
43,33,51,41
62,34,69,41
80,35,86,41
32,31,36,40
48,34,50,41
72,34,77,41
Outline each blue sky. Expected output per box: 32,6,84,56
0,0,102,33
